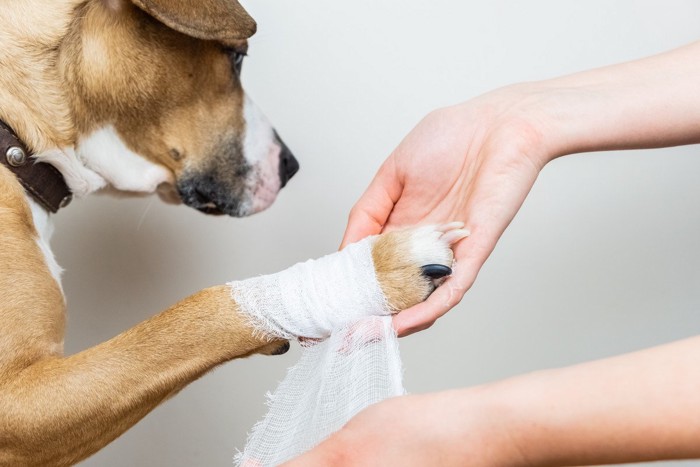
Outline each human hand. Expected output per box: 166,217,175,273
344,41,700,336
342,85,553,336
283,334,700,466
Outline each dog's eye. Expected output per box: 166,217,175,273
226,49,246,75
233,52,245,74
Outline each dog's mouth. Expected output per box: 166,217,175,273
196,203,227,216
176,179,260,218
175,167,289,217
171,142,299,218
157,182,227,215
182,193,247,217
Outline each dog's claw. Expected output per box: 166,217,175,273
437,221,465,233
441,228,470,246
421,264,452,279
272,341,291,355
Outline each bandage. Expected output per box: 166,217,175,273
230,237,404,466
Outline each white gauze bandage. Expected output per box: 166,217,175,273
229,237,404,466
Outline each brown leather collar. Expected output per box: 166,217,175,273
0,120,72,213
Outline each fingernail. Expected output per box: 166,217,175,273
421,264,452,279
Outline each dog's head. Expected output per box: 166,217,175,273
62,0,298,216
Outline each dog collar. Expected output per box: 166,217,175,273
0,120,72,213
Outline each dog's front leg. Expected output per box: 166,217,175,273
0,286,285,467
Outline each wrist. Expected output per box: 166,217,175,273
461,82,565,169
419,385,535,467
490,80,594,165
493,41,700,160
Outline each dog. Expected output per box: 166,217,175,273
0,1,459,465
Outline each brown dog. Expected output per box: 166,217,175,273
0,1,461,465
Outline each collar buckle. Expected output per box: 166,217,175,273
0,120,73,213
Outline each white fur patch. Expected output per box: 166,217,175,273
249,143,282,214
27,196,64,295
408,225,455,267
76,126,173,193
243,96,283,214
242,96,276,165
36,148,107,197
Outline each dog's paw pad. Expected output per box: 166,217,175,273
371,223,469,312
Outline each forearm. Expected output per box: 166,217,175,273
493,40,700,165
465,335,700,465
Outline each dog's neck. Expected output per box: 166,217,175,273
0,121,173,289
0,117,73,289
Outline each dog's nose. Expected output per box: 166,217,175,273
274,131,299,188
421,264,452,279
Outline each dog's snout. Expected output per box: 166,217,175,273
177,176,231,216
274,131,299,188
193,186,213,205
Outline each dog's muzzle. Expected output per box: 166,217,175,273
177,134,299,217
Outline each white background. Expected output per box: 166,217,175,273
57,1,700,465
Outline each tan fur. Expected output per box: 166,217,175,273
0,0,249,175
0,1,441,464
373,230,435,312
0,1,82,152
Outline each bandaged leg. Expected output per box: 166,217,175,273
230,224,468,466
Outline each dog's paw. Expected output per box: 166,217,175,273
371,223,469,312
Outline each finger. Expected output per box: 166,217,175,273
393,236,484,337
393,264,470,337
340,156,403,249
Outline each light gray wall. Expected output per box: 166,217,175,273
56,1,700,465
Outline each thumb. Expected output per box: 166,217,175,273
340,156,403,249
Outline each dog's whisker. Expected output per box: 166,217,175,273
136,197,155,231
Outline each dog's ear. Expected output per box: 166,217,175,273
130,0,256,43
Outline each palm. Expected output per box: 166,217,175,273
343,101,545,335
385,108,477,229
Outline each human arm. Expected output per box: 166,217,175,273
342,40,700,336
284,334,700,466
